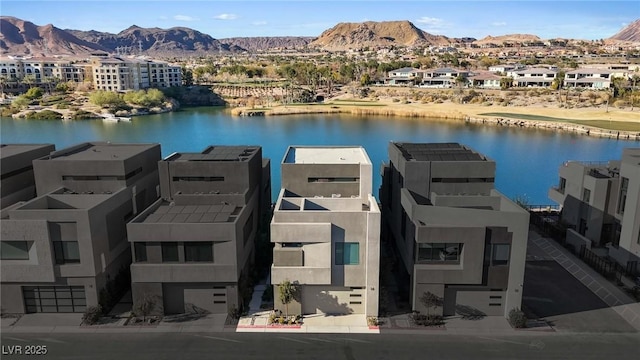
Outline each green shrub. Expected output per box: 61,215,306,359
82,305,103,325
508,307,527,328
25,110,63,120
24,87,43,100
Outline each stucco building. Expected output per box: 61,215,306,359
270,146,380,317
548,148,640,275
126,146,271,315
0,144,55,209
380,142,529,317
0,142,161,313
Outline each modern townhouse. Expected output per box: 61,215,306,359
270,146,380,317
126,146,271,315
0,144,55,209
548,148,640,276
564,68,614,89
0,142,161,314
380,142,529,318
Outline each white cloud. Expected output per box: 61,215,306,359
214,13,238,20
174,15,197,22
416,17,444,27
252,21,267,26
491,22,507,26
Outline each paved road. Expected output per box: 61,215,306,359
2,332,638,359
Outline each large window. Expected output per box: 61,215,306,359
161,242,179,262
335,242,359,265
0,241,30,260
184,242,213,262
558,177,566,193
618,177,628,215
582,188,591,203
53,242,80,264
491,244,511,266
134,242,147,262
417,243,462,263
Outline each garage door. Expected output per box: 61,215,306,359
301,286,364,315
23,286,86,313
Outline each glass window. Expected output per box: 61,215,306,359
582,188,591,203
618,177,628,215
417,243,461,263
184,242,213,262
335,242,359,265
492,244,510,265
53,242,80,264
161,242,179,262
1,241,30,260
134,242,147,262
559,177,566,193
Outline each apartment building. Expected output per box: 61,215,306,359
126,146,271,315
0,144,55,209
380,143,529,317
548,148,640,275
0,56,181,92
0,142,161,314
270,146,380,317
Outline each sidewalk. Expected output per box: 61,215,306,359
529,230,640,330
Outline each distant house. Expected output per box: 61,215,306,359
469,71,502,89
488,64,524,74
509,67,557,87
420,67,469,88
385,67,424,86
564,68,613,89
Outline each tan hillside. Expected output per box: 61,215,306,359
309,20,451,51
0,16,108,55
474,34,542,44
609,19,640,42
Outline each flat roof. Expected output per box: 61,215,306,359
46,142,157,161
0,144,54,159
394,142,487,162
284,146,370,164
141,201,240,224
164,146,259,162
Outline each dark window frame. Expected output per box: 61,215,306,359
184,242,213,262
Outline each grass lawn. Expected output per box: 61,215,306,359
479,112,640,132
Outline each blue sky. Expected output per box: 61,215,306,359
2,1,638,40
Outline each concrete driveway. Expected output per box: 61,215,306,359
523,260,636,333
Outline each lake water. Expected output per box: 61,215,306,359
2,106,637,204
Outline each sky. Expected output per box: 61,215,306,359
1,0,639,40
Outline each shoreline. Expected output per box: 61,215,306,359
230,103,640,141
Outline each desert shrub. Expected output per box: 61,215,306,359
24,87,43,100
25,110,63,120
89,90,125,108
613,100,628,108
228,305,240,320
82,305,103,325
508,307,527,328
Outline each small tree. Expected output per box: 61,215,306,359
419,291,440,317
278,279,297,318
134,292,157,322
508,307,527,328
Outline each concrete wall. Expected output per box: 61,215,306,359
618,154,640,259
281,163,361,198
0,144,55,209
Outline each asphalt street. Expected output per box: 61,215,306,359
2,332,639,360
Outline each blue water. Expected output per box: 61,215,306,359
2,106,637,204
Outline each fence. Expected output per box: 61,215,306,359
579,246,617,280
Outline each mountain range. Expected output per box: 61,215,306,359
0,16,638,57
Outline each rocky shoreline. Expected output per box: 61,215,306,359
232,104,640,141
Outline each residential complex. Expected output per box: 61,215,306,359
380,143,529,317
0,142,161,313
0,143,55,209
548,148,640,275
126,146,271,315
0,54,182,92
270,146,380,317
